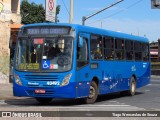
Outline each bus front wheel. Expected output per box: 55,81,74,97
84,81,98,104
35,98,53,104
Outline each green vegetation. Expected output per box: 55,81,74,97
21,0,60,24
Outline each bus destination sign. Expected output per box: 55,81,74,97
24,27,71,35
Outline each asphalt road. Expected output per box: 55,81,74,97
0,78,159,119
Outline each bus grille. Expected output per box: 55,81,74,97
26,90,54,96
24,75,60,81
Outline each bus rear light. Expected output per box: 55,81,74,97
61,74,72,87
14,74,22,86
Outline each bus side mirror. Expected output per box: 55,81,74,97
78,37,84,47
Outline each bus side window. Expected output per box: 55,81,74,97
115,38,124,60
77,37,89,69
142,43,149,61
90,35,103,60
134,42,142,61
104,36,114,60
125,40,134,61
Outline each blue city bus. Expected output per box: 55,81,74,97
13,23,150,104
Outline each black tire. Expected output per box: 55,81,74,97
128,77,136,96
84,81,98,104
35,98,53,104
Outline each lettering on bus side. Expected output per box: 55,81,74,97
131,65,136,71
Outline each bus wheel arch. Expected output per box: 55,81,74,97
92,77,99,93
132,74,137,82
84,77,99,104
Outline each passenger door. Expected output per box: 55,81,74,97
76,33,91,98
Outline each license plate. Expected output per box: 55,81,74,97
35,89,46,94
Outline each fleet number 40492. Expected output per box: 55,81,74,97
46,81,60,86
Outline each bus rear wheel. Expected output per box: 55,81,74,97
128,77,136,96
120,77,136,96
84,81,98,104
35,98,53,104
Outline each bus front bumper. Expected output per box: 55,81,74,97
13,82,77,99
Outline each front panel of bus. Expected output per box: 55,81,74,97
13,25,78,98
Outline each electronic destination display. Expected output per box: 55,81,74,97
23,27,71,35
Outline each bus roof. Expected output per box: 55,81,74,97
21,22,149,43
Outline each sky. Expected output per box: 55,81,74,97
22,0,160,42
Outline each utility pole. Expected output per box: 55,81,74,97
69,0,74,23
101,21,103,29
82,0,124,25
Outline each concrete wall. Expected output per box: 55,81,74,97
11,0,21,23
0,0,20,83
11,0,20,14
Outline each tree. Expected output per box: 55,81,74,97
21,0,60,24
55,5,60,22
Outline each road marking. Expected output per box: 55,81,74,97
0,100,4,103
149,84,159,86
145,90,150,92
108,101,117,102
0,101,145,111
151,79,160,81
77,104,131,107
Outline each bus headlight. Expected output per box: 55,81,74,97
14,74,22,86
61,74,72,87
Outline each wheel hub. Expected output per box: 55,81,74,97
131,82,135,93
89,86,95,99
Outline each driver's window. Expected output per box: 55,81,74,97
77,37,89,69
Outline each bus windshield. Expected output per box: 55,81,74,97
15,37,73,72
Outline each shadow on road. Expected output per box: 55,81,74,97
4,92,144,106
96,91,143,103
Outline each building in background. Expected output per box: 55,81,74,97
150,39,160,62
150,41,159,62
150,39,160,75
158,39,160,61
0,0,21,83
